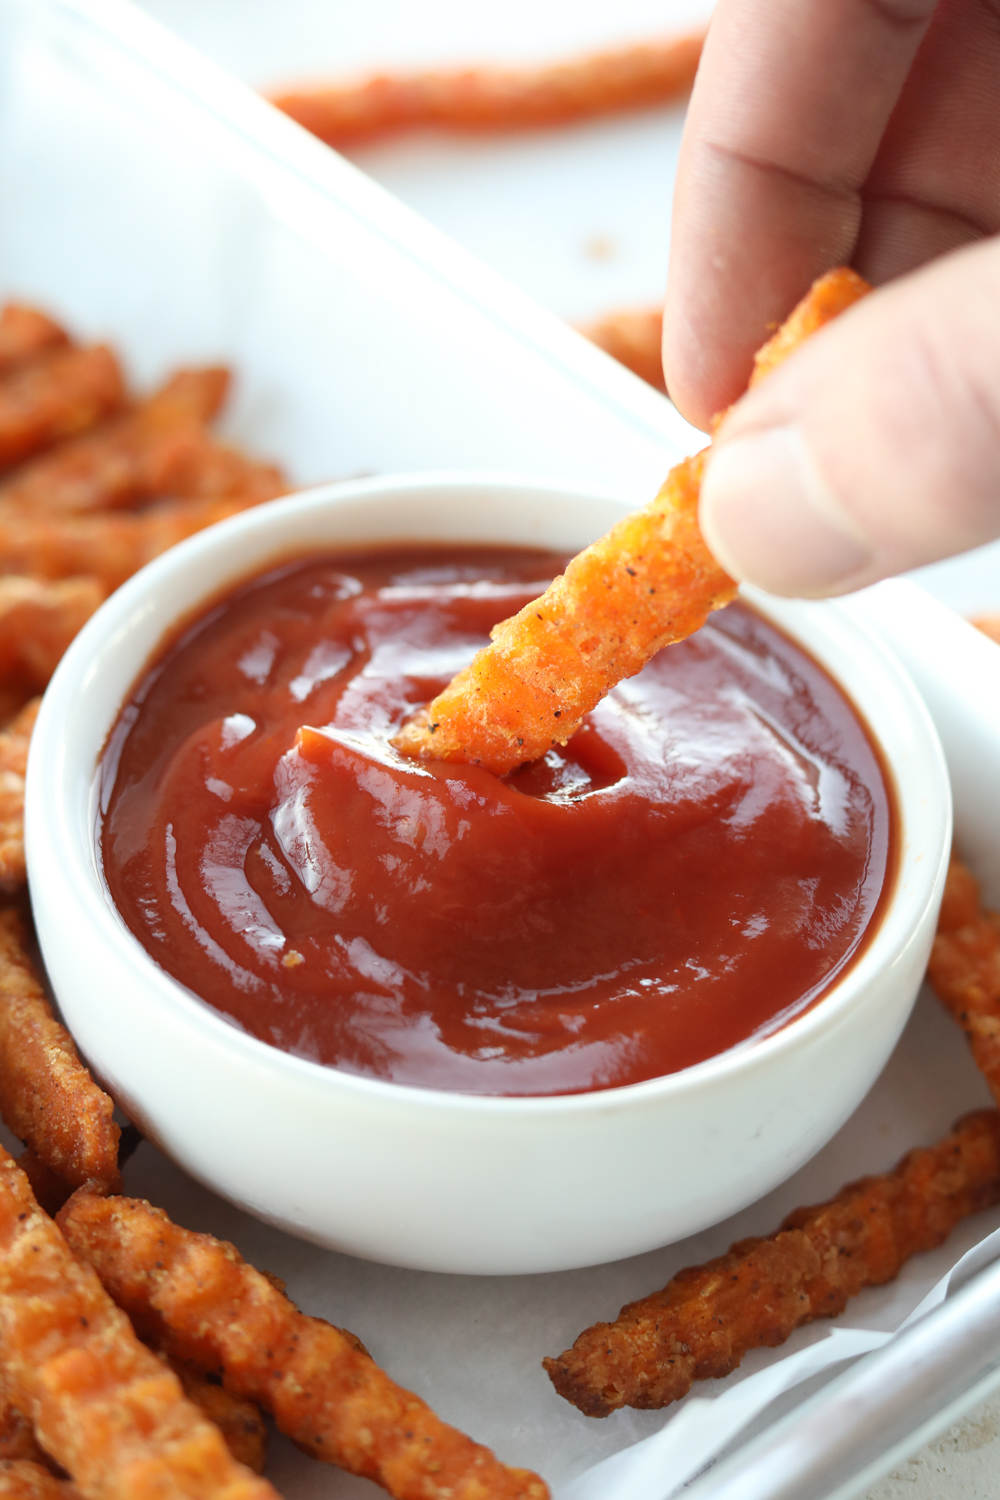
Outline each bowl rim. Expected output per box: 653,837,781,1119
26,471,953,1117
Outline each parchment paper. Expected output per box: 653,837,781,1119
5,4,1000,1496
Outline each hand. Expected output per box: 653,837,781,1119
663,0,1000,597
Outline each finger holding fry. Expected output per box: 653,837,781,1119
394,267,870,775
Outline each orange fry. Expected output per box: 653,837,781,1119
749,266,871,389
0,578,104,692
972,613,1000,648
0,700,38,895
0,494,284,594
544,1109,1000,1416
58,1194,549,1500
0,369,232,517
928,857,1000,1107
0,1154,277,1500
0,911,120,1193
0,1399,52,1469
0,309,68,381
273,32,704,147
162,1359,267,1476
395,267,872,774
0,1461,79,1498
577,306,665,393
0,347,124,471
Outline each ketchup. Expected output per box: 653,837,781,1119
100,547,894,1095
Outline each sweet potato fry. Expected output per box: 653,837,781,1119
0,369,232,517
0,578,104,691
273,33,704,147
58,1194,549,1500
576,307,665,393
394,267,872,774
972,614,1000,648
0,309,68,381
162,1359,266,1476
928,857,1000,1107
0,348,124,470
748,266,871,389
0,1461,79,1498
0,700,38,895
0,1153,277,1500
544,1109,1000,1416
0,910,119,1193
0,494,284,593
0,1399,53,1469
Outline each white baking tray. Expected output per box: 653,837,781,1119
5,3,1000,1497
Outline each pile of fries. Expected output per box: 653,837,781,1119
2,276,1000,1497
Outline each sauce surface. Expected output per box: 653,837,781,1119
100,547,894,1095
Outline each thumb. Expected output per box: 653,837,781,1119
698,239,1000,598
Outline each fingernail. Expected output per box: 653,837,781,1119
700,425,873,596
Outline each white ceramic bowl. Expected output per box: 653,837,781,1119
26,476,951,1274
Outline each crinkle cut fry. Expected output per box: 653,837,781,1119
0,368,284,523
0,910,120,1193
0,1460,80,1498
576,307,665,393
0,578,105,692
159,1358,267,1477
0,1153,277,1500
0,494,285,593
927,857,1000,1107
748,266,871,389
272,32,704,146
58,1194,550,1500
0,700,38,895
393,267,872,775
0,309,68,381
0,347,124,470
543,1110,1000,1417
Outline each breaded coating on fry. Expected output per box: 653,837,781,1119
748,266,871,389
0,700,38,894
928,858,1000,1107
161,1358,267,1476
394,267,872,775
0,369,232,517
0,1460,80,1498
0,578,104,691
0,1397,53,1469
577,307,666,393
273,33,703,146
14,1151,73,1221
0,1154,278,1500
0,493,284,593
59,1194,550,1500
0,911,120,1193
0,309,68,381
544,1110,1000,1416
0,348,124,470
394,451,733,773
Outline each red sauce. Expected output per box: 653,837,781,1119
100,547,894,1096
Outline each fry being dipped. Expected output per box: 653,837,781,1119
393,267,871,775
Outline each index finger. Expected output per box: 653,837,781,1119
663,0,936,429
